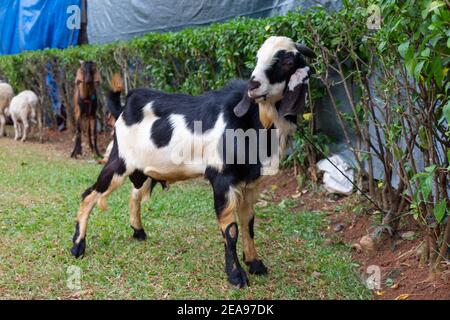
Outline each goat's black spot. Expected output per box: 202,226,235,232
209,173,236,216
129,170,148,189
265,50,307,85
88,135,126,194
81,187,94,200
94,155,126,194
122,89,151,125
107,90,123,120
122,83,238,131
151,117,173,148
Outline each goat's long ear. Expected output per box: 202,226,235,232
233,91,253,117
295,43,316,59
278,67,313,117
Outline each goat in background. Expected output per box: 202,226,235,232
0,82,14,137
7,90,40,143
71,61,101,158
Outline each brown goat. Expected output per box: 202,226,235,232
71,61,101,158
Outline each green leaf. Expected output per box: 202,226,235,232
429,55,443,87
414,60,426,81
443,101,450,123
428,1,445,12
398,41,410,58
421,48,430,57
433,199,447,223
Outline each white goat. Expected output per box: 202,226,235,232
8,90,39,142
0,82,14,137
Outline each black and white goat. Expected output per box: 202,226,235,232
70,36,315,288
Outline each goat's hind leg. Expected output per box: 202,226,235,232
21,118,29,142
128,171,153,240
71,156,128,258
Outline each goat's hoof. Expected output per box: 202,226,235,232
228,265,249,289
71,239,86,258
247,259,268,275
132,227,147,241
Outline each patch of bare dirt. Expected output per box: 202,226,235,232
2,125,113,161
260,168,450,300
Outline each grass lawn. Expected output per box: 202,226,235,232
0,139,371,299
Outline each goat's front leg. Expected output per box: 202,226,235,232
71,118,82,158
71,157,127,258
128,171,152,240
238,188,268,275
90,116,101,157
213,183,248,288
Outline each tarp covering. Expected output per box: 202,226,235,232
0,0,81,55
88,0,341,44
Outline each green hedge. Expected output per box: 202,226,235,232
0,3,367,95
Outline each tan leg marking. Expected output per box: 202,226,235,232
75,175,124,243
129,179,151,230
97,175,122,211
75,191,100,244
218,186,241,232
237,185,259,263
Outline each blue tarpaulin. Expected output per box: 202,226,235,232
0,0,81,55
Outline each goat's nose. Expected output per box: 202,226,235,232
248,78,261,91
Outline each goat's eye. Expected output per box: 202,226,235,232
283,59,294,67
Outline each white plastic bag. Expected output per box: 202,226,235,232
317,155,354,195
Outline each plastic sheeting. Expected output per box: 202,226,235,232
87,0,341,44
317,155,354,195
0,0,81,55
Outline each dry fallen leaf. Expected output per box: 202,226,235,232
395,293,410,300
256,200,268,207
291,192,302,199
375,291,385,296
390,283,400,289
360,235,375,252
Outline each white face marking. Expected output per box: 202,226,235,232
250,36,298,102
288,67,310,91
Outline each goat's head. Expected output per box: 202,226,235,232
76,61,101,99
234,36,315,124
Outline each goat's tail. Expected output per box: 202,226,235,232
107,73,125,120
